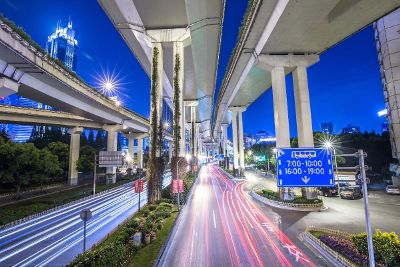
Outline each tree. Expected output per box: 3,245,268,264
0,129,10,141
0,142,39,196
77,145,96,173
88,130,95,147
94,130,105,150
47,141,69,178
32,148,63,186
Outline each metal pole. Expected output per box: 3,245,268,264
138,179,141,212
83,220,86,253
93,155,97,196
359,149,375,267
333,148,339,191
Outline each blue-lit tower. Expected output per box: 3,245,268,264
46,20,78,72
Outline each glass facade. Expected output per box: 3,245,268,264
46,21,78,72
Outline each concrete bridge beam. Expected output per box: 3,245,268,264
0,77,19,98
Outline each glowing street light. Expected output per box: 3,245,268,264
272,148,278,154
124,154,132,163
163,121,170,129
115,100,121,107
104,81,114,91
185,154,192,162
247,150,253,156
323,141,332,149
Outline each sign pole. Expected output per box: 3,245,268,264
138,178,141,212
80,209,91,254
83,220,86,253
358,149,375,267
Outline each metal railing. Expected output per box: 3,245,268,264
0,183,64,200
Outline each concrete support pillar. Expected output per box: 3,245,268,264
222,123,229,169
104,125,119,184
127,133,135,170
190,105,195,157
150,42,164,158
293,66,314,147
168,141,173,164
173,42,186,157
137,136,144,169
238,110,245,173
230,109,239,171
195,123,200,157
257,54,319,148
271,66,291,147
68,127,83,186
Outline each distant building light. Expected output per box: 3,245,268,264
378,109,388,117
259,137,276,142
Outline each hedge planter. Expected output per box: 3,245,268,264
303,226,399,267
251,191,325,211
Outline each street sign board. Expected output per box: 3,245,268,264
276,148,334,187
80,209,92,221
254,155,266,162
134,179,145,193
215,154,224,161
99,151,124,167
172,179,184,193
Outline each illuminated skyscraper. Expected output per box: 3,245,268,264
46,20,78,72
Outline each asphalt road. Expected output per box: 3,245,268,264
159,165,324,267
0,173,171,267
244,171,400,243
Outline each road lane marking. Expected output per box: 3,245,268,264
261,222,274,232
213,210,217,229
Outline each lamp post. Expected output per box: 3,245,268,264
324,141,339,191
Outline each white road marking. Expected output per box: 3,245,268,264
213,210,217,229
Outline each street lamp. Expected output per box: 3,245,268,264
163,121,170,130
323,141,339,190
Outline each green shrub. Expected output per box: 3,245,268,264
142,209,149,217
148,204,157,211
352,230,400,266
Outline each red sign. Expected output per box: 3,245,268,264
134,179,144,193
172,179,184,193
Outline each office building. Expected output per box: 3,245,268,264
46,20,78,72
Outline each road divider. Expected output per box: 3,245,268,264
250,191,325,211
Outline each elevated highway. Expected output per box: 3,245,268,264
98,0,225,145
0,19,148,134
213,0,400,173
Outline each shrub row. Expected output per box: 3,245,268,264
258,189,323,204
68,201,175,266
320,235,368,265
352,230,400,266
316,229,400,266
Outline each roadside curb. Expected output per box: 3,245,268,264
250,191,326,212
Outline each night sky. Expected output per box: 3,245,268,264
0,0,386,137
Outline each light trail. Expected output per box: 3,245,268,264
158,165,316,267
0,173,171,266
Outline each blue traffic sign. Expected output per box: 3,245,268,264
276,148,334,187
